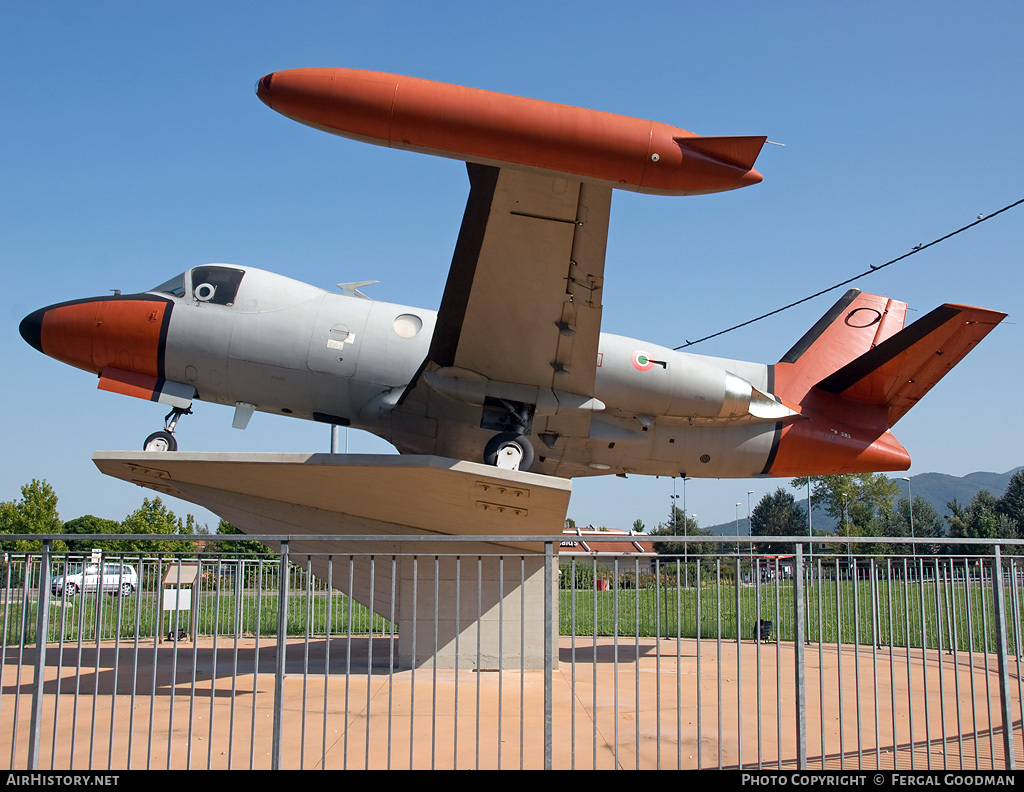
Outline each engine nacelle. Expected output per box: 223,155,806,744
594,334,796,423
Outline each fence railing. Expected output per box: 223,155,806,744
2,534,1022,770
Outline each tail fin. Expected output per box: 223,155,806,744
774,289,908,406
673,135,767,171
773,289,1005,427
815,303,1006,426
766,292,1003,477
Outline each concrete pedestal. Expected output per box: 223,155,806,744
93,452,568,669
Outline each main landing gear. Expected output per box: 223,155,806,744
143,406,191,452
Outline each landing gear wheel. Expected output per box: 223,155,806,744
484,432,535,472
144,430,178,452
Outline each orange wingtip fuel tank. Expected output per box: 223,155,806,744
256,68,765,196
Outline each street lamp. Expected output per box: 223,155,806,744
902,476,916,557
735,502,742,555
670,479,679,534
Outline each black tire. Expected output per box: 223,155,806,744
120,583,134,597
483,432,535,472
65,583,78,596
144,430,177,452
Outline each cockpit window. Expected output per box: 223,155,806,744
151,273,187,297
190,266,245,306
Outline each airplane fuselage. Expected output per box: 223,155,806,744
156,266,789,478
22,264,925,480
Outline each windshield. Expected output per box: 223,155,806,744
190,266,244,306
151,272,187,297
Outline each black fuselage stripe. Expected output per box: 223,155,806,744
156,300,172,380
760,420,784,476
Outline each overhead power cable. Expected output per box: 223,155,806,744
674,196,1024,350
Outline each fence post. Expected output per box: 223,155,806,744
735,555,742,770
544,540,552,770
272,540,290,771
27,540,52,770
793,542,807,769
544,540,553,771
991,545,1016,769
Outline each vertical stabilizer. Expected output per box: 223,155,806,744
773,289,907,406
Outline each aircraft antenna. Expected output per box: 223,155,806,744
675,196,1024,350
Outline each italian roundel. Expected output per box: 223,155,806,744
631,350,654,372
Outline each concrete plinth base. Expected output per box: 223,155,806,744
93,452,568,669
396,554,555,670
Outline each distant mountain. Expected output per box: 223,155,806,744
705,468,1022,536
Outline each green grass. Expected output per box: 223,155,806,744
558,562,1024,654
3,558,1021,656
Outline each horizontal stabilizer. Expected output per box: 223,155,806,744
673,135,767,171
815,304,1006,426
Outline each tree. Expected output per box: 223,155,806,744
792,474,901,555
649,505,716,556
0,479,64,553
946,490,1015,555
750,488,806,554
119,497,201,553
631,519,646,534
62,515,123,554
203,520,272,557
793,474,900,528
996,469,1024,537
876,496,945,555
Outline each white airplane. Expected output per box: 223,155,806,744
19,70,1005,481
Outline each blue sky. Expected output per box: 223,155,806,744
2,2,1022,533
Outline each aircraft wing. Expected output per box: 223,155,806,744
390,163,611,461
427,163,610,394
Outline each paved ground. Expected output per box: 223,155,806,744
3,635,1021,770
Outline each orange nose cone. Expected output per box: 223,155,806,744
20,296,170,378
255,73,274,106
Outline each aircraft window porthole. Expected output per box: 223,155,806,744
393,314,423,339
195,282,216,302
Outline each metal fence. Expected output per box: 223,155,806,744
2,535,1022,770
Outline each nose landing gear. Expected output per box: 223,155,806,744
483,431,535,472
143,406,191,452
480,398,536,472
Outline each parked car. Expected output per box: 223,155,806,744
51,563,138,597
